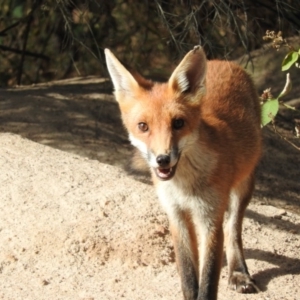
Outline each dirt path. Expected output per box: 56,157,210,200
0,133,299,300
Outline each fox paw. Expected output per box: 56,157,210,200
229,272,260,294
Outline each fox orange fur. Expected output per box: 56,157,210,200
105,46,261,300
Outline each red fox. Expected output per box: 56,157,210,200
105,46,261,300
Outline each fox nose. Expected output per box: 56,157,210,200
156,154,171,168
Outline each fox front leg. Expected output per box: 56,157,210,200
169,211,199,300
171,214,224,300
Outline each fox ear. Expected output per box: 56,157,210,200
104,49,138,94
169,46,207,99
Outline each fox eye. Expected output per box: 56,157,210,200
138,122,148,132
172,118,185,130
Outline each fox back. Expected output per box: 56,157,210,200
105,46,261,300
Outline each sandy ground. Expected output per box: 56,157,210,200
0,133,299,300
0,47,300,299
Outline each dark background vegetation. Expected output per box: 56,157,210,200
0,0,300,87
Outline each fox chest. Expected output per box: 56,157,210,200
155,180,215,218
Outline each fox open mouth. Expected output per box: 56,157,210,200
154,164,178,181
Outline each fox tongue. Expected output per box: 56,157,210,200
158,168,171,178
154,164,177,181
159,168,170,174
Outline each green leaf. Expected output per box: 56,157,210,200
282,51,299,71
261,99,279,127
12,5,23,18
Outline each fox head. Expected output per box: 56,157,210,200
105,46,207,181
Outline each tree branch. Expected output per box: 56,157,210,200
0,45,50,60
17,0,44,85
